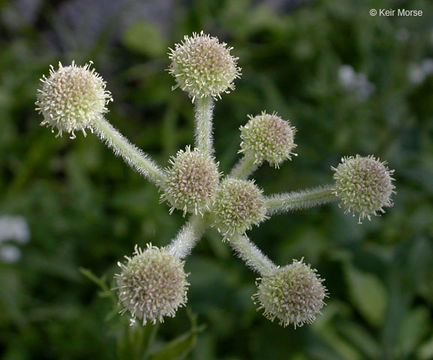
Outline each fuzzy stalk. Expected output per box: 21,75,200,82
92,116,166,187
230,154,259,179
165,215,208,260
229,234,277,275
194,97,214,155
265,185,337,216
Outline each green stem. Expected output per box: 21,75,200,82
92,116,166,187
265,185,337,215
194,97,214,155
230,154,259,179
229,234,277,275
165,215,208,260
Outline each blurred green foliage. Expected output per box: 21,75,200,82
1,0,432,359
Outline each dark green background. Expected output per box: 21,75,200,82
1,0,432,359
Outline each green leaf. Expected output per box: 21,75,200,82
122,21,166,57
79,267,107,290
147,311,205,360
337,321,380,359
418,335,433,360
344,265,388,327
117,323,158,360
79,267,116,304
147,331,196,360
399,307,430,356
313,302,363,360
314,327,363,360
408,237,433,303
0,270,27,328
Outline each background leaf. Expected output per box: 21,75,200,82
344,265,388,328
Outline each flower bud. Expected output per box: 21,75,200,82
161,146,220,215
168,31,241,101
35,61,112,138
255,259,326,328
212,178,267,237
116,245,189,324
332,155,395,222
240,112,296,167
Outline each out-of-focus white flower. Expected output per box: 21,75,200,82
409,66,425,85
408,59,433,85
0,215,30,244
0,245,21,263
0,215,30,264
421,59,433,74
338,65,375,101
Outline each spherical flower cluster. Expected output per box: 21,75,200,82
240,112,296,167
255,259,327,328
168,31,241,101
35,61,112,138
162,146,220,215
212,178,267,237
116,245,189,325
332,155,395,222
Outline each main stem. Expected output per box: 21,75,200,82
230,154,259,179
92,116,166,187
165,215,207,260
230,234,277,275
265,185,337,215
194,97,214,155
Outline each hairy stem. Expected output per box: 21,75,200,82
165,215,207,260
229,234,277,275
265,185,337,215
194,97,214,155
92,116,166,187
230,154,259,179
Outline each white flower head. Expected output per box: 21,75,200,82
116,244,189,325
36,61,112,138
168,31,241,101
212,178,267,238
240,112,296,167
333,155,395,222
161,146,220,216
255,259,327,328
